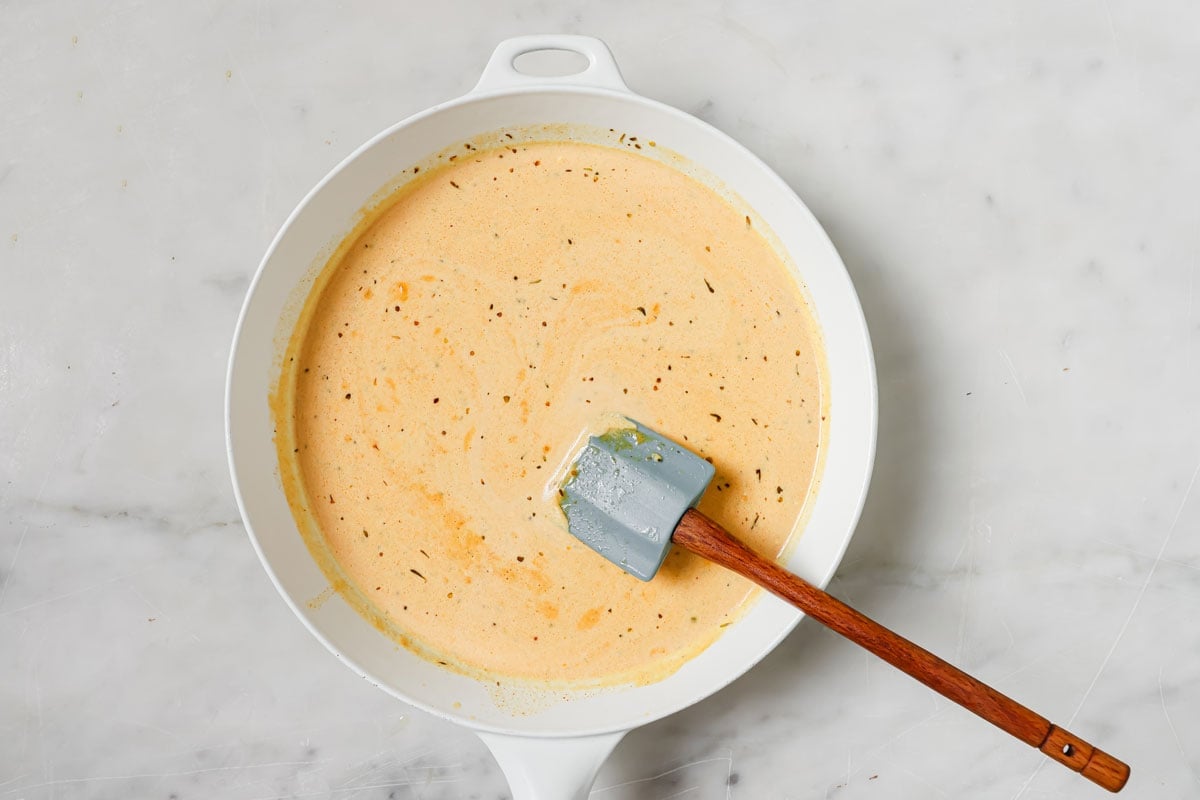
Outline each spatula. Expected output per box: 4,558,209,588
558,420,1130,793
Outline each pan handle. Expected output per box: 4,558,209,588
478,730,626,800
473,35,631,94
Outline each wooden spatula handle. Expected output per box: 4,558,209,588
673,509,1130,793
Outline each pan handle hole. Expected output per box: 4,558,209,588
1062,744,1075,757
513,49,590,78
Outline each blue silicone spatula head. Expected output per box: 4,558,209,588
558,419,715,581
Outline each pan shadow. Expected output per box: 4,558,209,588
594,215,936,796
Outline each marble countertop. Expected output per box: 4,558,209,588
4,1,1199,797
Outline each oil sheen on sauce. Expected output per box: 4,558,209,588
276,138,826,687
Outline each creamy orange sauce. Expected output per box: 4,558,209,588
276,137,826,686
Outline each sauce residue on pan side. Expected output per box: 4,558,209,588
275,137,827,687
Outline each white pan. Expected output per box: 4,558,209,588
226,35,876,799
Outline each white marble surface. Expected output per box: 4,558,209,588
3,1,1199,797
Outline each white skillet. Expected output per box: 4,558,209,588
226,35,876,798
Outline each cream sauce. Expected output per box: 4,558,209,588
277,138,826,686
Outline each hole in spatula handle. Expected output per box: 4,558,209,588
1040,725,1129,792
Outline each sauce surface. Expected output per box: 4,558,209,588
278,138,826,685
